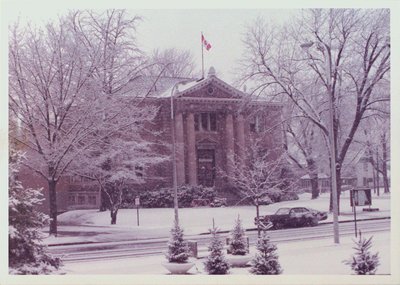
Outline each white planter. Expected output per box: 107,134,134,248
162,262,195,274
226,254,252,267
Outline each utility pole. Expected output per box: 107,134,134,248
301,41,340,244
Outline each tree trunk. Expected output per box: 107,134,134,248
307,159,319,199
372,161,377,195
48,179,58,236
100,190,108,212
329,167,342,214
382,137,390,193
310,173,319,199
256,202,260,238
110,208,118,225
376,149,380,196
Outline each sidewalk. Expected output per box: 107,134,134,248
44,193,390,246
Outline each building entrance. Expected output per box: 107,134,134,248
197,149,215,187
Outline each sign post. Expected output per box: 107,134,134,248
350,188,372,237
135,197,140,226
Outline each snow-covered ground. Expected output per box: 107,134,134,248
64,231,390,275
44,192,390,245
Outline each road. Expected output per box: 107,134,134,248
49,218,390,262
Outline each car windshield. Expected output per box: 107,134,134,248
275,208,291,215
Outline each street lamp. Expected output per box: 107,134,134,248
170,81,185,224
301,41,340,244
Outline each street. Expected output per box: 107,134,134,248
50,218,390,262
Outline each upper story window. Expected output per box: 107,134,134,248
194,112,217,132
363,161,368,172
250,114,263,133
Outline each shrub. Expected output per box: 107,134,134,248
250,231,282,275
137,185,216,208
343,233,379,275
165,221,190,263
9,150,62,274
280,191,299,202
204,225,230,274
228,216,248,255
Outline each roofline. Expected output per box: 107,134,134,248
176,76,248,98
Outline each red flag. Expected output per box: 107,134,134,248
201,34,212,51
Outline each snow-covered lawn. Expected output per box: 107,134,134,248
63,231,390,275
44,192,390,245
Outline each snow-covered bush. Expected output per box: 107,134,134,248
9,150,62,274
165,221,190,263
204,225,230,274
228,216,248,255
250,231,282,275
344,233,380,275
135,185,216,208
280,191,299,202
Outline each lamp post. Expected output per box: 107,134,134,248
170,82,182,224
301,42,340,244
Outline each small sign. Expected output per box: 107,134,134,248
135,197,140,206
350,188,372,207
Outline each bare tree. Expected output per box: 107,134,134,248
146,47,197,78
362,115,390,194
73,98,167,224
228,139,292,237
9,18,102,235
238,9,390,211
283,102,328,199
8,10,158,235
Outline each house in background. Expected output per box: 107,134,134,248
299,173,357,194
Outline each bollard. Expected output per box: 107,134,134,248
187,240,198,258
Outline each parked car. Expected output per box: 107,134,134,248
254,207,328,230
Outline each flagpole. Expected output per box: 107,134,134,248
201,32,204,78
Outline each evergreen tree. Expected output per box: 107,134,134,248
204,225,230,274
9,150,62,274
250,231,282,275
165,220,190,263
228,216,248,255
344,233,380,275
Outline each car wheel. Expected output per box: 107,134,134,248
309,218,318,227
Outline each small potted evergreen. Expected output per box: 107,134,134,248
226,216,252,267
162,221,194,274
204,223,230,274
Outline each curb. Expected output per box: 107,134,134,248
47,216,390,247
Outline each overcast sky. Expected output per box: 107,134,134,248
5,5,295,83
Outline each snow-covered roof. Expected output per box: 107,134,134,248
121,67,251,99
119,75,195,98
300,173,329,180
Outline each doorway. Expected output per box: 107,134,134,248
197,149,215,187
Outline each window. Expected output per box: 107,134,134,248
250,114,263,133
195,112,217,132
363,162,368,172
88,195,97,205
135,166,144,177
68,195,76,205
78,195,85,205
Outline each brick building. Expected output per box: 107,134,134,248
19,67,284,212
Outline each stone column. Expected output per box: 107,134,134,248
175,112,185,185
225,113,235,177
236,114,245,163
186,113,197,185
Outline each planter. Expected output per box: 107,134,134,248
162,262,195,274
226,254,252,267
